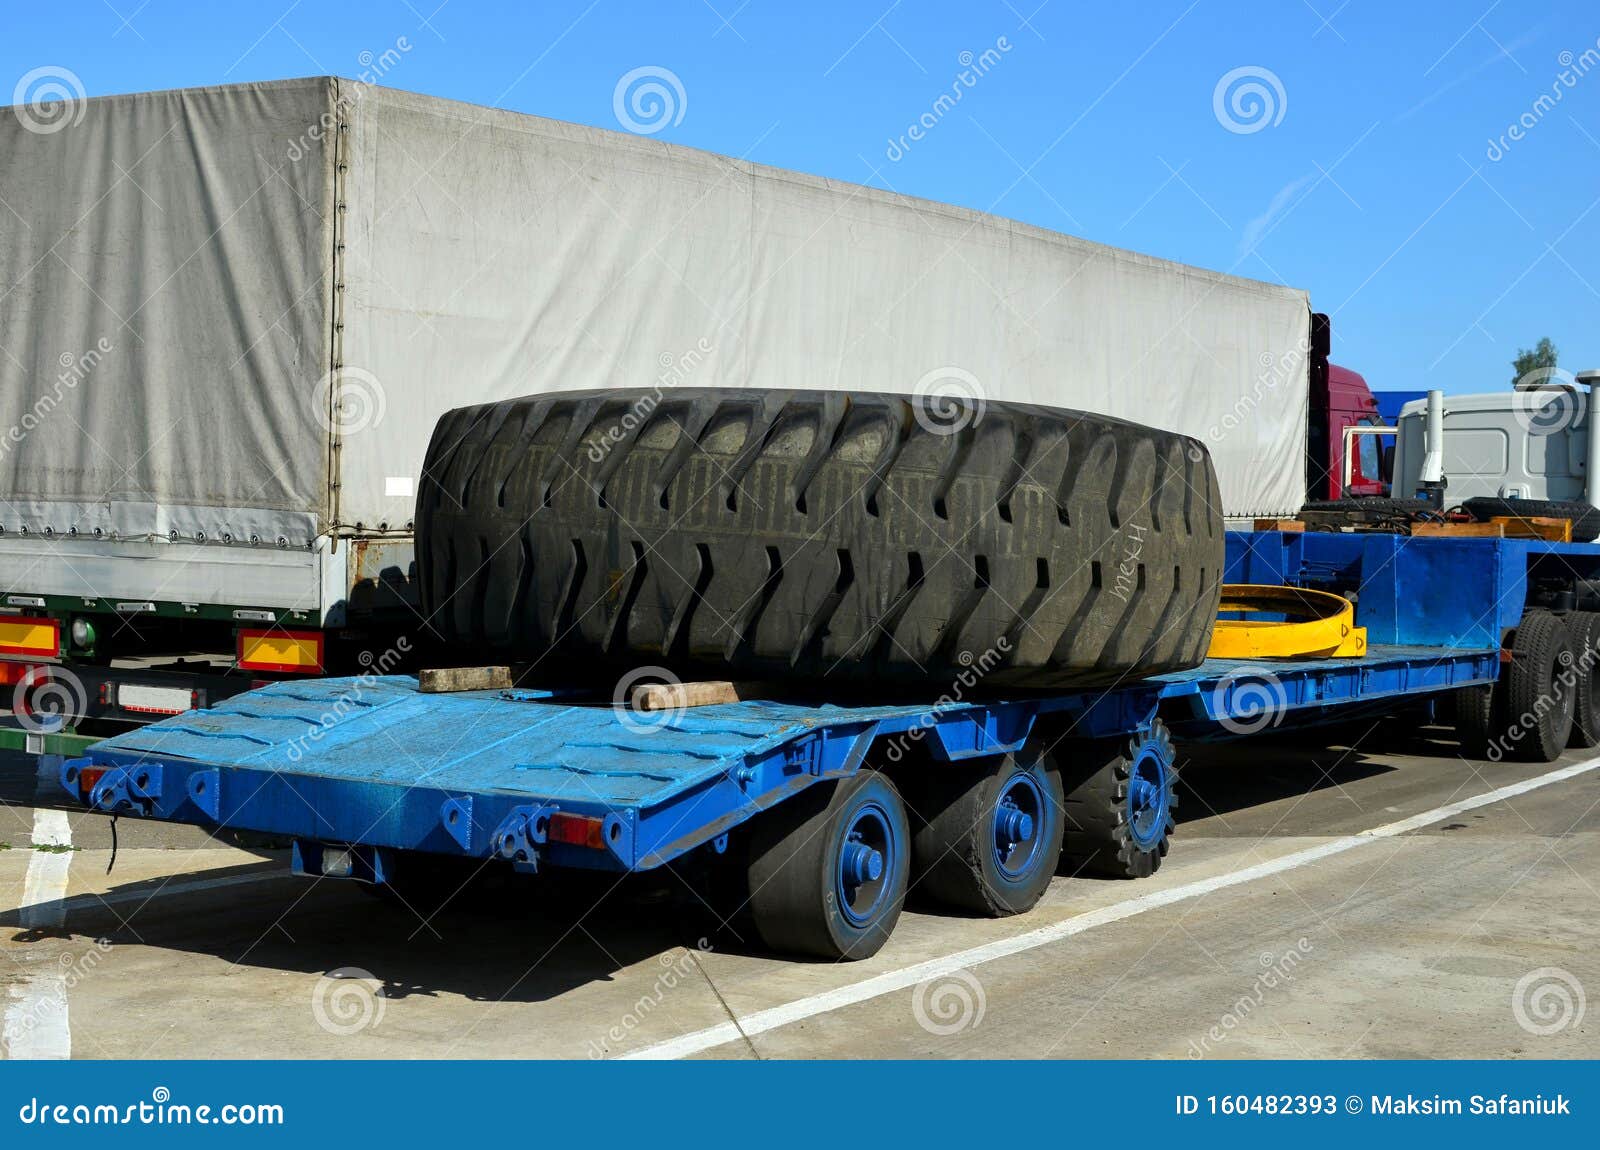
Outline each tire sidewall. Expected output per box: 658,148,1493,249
974,749,1065,912
818,772,910,957
1569,613,1600,748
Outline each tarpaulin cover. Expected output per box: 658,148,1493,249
0,78,334,545
342,84,1309,525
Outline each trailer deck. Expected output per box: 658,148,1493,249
56,641,1498,872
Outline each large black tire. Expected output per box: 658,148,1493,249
1058,720,1178,879
744,770,909,960
417,388,1224,687
908,746,1066,916
1460,496,1600,542
1453,681,1498,759
1565,612,1600,748
1502,611,1575,762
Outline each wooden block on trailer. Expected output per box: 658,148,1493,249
1253,518,1305,532
1490,515,1571,542
630,680,770,711
418,665,515,693
1410,522,1503,538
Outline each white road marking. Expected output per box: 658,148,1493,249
16,810,73,928
622,756,1600,1060
2,808,75,1060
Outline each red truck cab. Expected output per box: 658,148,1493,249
1309,359,1386,500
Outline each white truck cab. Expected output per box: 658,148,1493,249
1392,374,1600,506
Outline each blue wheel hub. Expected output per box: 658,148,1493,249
1127,747,1170,851
836,802,895,927
991,772,1046,880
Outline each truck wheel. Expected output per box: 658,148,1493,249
417,388,1224,688
745,770,909,960
1058,720,1177,879
1503,611,1575,761
909,746,1065,916
1453,682,1499,759
1460,497,1600,542
1566,613,1600,748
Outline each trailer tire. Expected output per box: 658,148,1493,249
1503,610,1576,762
1460,497,1600,542
1058,720,1177,879
745,770,909,960
417,388,1224,688
1566,612,1600,748
909,746,1065,916
1453,682,1499,759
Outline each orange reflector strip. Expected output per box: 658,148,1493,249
237,629,325,673
548,812,606,849
0,617,60,658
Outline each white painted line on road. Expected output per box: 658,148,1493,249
623,755,1600,1060
17,810,73,928
2,808,75,1060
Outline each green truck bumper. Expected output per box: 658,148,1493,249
0,726,99,756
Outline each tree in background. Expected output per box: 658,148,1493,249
1512,337,1559,386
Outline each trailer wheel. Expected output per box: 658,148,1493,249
745,770,909,960
909,746,1065,915
1503,610,1576,762
1452,682,1498,759
1059,721,1177,879
1565,612,1600,748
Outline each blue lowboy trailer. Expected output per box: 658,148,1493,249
52,532,1600,959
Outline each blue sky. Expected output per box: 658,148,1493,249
7,0,1598,393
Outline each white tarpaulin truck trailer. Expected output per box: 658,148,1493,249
0,76,1309,639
